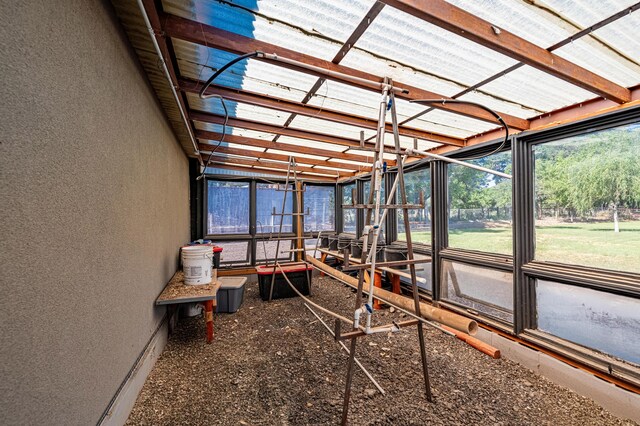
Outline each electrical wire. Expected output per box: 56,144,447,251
196,52,264,180
196,95,228,180
409,99,509,161
199,51,262,99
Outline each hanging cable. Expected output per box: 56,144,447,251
199,51,262,100
410,99,509,161
196,52,263,180
196,95,228,180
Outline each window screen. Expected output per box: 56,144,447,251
207,180,250,235
256,183,293,234
304,185,335,232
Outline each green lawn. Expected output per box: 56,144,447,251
400,220,640,273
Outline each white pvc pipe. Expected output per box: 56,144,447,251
136,0,203,167
406,148,512,179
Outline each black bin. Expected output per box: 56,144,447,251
256,263,313,300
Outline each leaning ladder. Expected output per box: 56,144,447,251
267,157,311,302
337,78,433,425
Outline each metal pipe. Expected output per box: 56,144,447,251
406,148,512,179
303,303,386,395
136,0,203,166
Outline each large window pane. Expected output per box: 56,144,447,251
440,260,513,322
533,123,640,273
255,239,293,263
397,168,431,244
304,185,335,232
256,183,293,234
448,151,512,255
536,279,640,364
211,241,251,266
342,183,356,233
207,181,250,234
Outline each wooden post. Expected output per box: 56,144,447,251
390,273,402,295
320,252,328,276
204,300,214,343
373,272,383,310
296,180,304,262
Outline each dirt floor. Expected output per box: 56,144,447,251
127,276,638,425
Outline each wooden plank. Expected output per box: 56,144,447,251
196,130,378,168
181,79,464,146
199,153,352,177
162,12,530,130
382,0,631,104
156,271,221,305
191,110,408,155
198,143,371,172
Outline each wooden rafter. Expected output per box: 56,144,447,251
199,146,371,173
430,87,640,155
161,13,530,130
197,153,353,177
181,78,464,146
206,163,337,182
190,110,410,156
382,0,631,104
195,130,380,167
198,143,368,174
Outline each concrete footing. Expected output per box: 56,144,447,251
475,327,640,423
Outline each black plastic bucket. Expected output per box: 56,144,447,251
328,235,339,251
337,233,353,252
351,235,386,262
385,246,408,269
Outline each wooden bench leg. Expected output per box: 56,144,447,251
320,252,328,276
391,274,401,295
204,300,214,343
373,272,382,310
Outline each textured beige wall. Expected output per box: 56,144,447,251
0,1,190,424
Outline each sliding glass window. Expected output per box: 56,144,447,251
397,167,431,245
342,183,356,233
447,150,512,255
533,123,640,273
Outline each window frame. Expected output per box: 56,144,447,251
202,176,337,267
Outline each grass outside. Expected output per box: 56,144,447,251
400,220,640,273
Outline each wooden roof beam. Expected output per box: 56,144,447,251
161,13,530,130
180,78,464,147
198,153,352,177
198,143,371,173
381,0,631,104
204,163,337,182
195,130,378,168
190,110,408,157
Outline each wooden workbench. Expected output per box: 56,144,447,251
156,271,221,343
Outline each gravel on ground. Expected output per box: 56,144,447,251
126,276,638,425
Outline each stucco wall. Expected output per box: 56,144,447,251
0,1,190,424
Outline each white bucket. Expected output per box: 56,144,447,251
181,245,213,285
